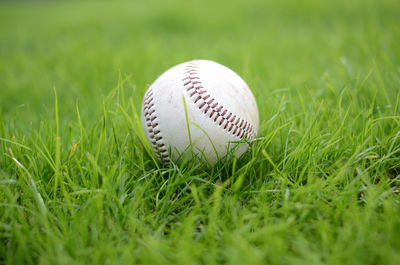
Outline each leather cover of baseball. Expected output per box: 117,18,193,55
141,60,259,166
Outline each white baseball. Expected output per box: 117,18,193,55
141,60,259,166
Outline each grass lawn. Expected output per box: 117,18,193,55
1,0,400,264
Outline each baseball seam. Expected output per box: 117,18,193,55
182,61,257,140
142,88,170,163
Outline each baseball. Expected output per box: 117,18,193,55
141,60,259,166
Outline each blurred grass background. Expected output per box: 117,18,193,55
1,0,400,264
1,0,398,122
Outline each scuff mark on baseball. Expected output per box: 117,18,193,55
141,59,259,166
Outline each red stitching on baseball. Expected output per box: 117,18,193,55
182,62,257,140
142,88,170,163
232,126,238,135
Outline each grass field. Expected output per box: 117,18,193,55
1,0,400,264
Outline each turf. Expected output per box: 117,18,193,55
1,0,400,264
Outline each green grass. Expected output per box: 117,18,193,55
1,0,400,264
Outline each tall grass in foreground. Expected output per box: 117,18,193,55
1,69,399,264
